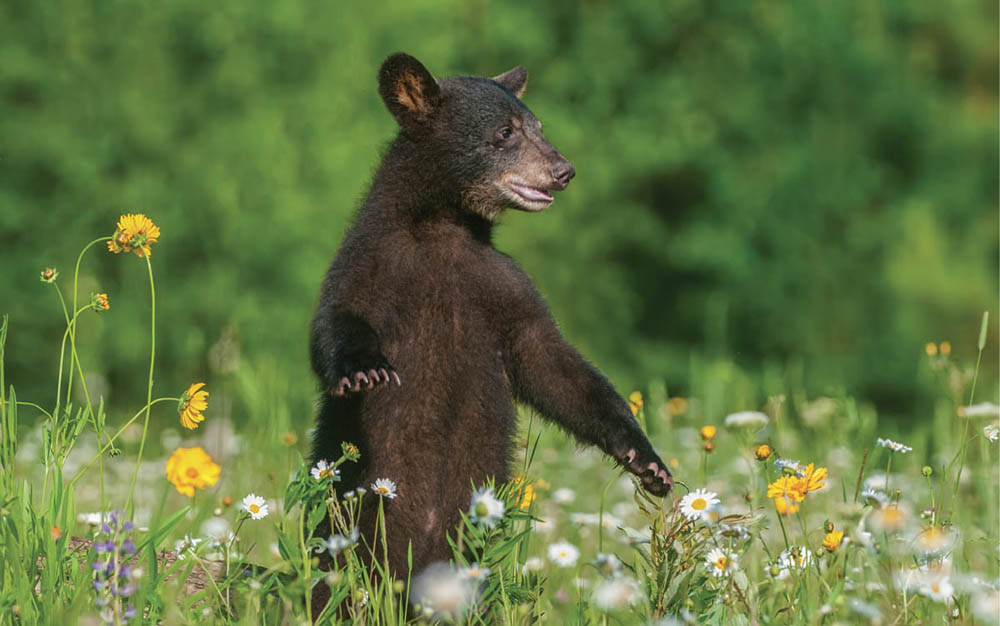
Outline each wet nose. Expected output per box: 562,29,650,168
551,160,576,190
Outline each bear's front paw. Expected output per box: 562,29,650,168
328,354,401,397
618,445,673,497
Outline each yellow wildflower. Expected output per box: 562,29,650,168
924,342,937,356
166,447,220,497
798,463,827,494
822,529,844,552
939,341,951,355
667,397,688,416
628,391,643,415
518,484,536,510
92,293,110,312
178,383,209,430
755,444,772,460
108,213,160,258
767,475,806,503
773,496,799,515
700,425,717,440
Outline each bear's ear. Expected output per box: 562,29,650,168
492,66,527,99
378,53,441,132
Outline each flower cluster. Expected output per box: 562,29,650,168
90,512,138,624
165,447,221,497
107,213,160,258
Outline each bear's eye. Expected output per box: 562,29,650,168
496,127,513,141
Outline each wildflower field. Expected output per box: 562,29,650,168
1,217,997,625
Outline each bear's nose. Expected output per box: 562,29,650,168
551,160,576,190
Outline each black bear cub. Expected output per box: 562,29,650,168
310,52,672,579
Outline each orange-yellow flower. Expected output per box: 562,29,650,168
178,383,209,430
773,496,799,515
518,484,536,510
767,475,806,503
628,391,643,415
92,293,110,312
166,447,220,497
799,463,827,494
700,425,717,440
755,444,772,460
667,397,688,416
822,529,844,552
107,213,160,258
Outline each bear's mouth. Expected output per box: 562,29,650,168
506,181,555,209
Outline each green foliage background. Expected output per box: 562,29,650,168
1,0,996,418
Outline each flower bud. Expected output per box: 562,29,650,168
755,444,772,460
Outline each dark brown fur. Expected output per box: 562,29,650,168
309,53,672,605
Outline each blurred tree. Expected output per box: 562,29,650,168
0,0,995,420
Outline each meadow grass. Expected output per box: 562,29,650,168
0,217,997,625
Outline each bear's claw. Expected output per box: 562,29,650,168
331,362,401,397
619,446,673,496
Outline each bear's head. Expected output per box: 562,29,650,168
378,53,575,220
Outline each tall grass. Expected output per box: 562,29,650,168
0,219,997,625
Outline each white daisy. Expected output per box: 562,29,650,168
552,488,576,504
548,541,580,567
960,402,1000,418
354,588,369,607
773,458,805,476
311,459,341,481
723,410,769,429
593,577,642,610
705,548,737,578
411,562,478,620
984,424,999,442
174,535,203,559
316,526,360,556
521,557,544,575
371,478,397,499
460,563,490,581
241,493,270,520
877,438,912,453
919,578,954,603
778,546,813,573
679,488,720,521
861,488,889,508
468,487,505,528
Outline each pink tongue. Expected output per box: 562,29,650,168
512,183,553,202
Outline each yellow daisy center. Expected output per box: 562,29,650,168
376,487,388,495
691,497,707,511
320,469,331,478
715,556,727,569
249,504,260,514
186,468,199,479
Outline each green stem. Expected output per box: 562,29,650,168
126,256,156,514
952,341,985,512
68,397,175,488
66,238,108,404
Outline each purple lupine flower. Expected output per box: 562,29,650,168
90,510,138,622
